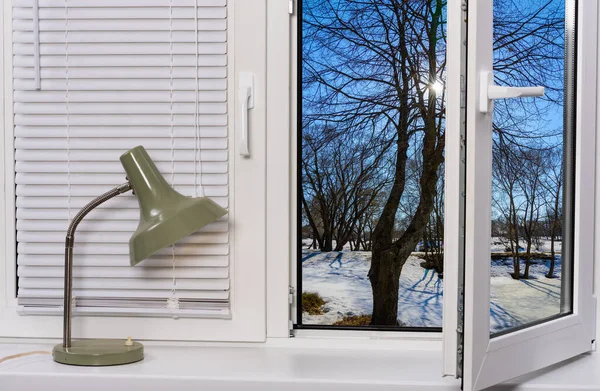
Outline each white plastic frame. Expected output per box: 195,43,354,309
0,0,268,343
446,0,598,390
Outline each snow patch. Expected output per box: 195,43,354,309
302,249,562,333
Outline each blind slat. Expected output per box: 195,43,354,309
14,0,226,7
16,149,227,162
14,102,227,115
14,31,227,44
15,91,227,103
14,78,227,91
18,242,229,256
16,173,228,186
17,289,229,300
16,161,227,174
14,42,227,55
15,137,226,149
14,66,227,79
17,254,229,268
15,126,227,139
18,266,228,279
16,185,228,198
14,54,227,67
17,219,228,233
14,7,227,20
18,231,228,245
19,278,230,291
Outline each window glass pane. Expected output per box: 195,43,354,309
490,0,574,336
298,0,446,329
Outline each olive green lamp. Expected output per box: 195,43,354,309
52,145,228,366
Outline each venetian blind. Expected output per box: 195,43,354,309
13,0,230,317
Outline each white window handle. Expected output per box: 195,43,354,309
479,71,544,113
238,72,254,157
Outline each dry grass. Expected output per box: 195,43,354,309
333,314,372,326
302,292,327,315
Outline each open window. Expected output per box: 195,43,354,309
296,0,446,332
443,0,597,389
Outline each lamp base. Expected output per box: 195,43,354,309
52,339,144,366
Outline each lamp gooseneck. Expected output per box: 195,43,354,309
62,182,132,348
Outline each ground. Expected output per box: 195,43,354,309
302,241,563,333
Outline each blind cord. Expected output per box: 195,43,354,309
64,0,71,222
194,0,204,198
167,0,179,315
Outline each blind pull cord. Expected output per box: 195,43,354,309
64,0,75,308
195,0,204,198
167,0,180,317
64,0,71,219
33,0,41,90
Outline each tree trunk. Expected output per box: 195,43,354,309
523,250,531,278
367,0,445,326
508,212,520,280
547,188,560,278
510,205,520,280
321,230,333,252
523,233,532,279
369,248,404,325
547,233,555,278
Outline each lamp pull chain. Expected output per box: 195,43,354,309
167,0,180,316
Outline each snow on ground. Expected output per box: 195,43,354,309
489,256,562,333
302,250,442,327
490,238,562,253
302,249,562,333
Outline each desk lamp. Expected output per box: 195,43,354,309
52,145,228,366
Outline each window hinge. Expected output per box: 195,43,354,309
288,285,296,337
288,0,294,15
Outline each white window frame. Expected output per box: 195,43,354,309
0,0,267,343
264,0,449,341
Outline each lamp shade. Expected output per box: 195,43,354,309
120,146,228,266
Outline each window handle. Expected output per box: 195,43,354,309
479,71,544,113
238,72,254,157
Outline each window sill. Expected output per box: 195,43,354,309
0,340,595,390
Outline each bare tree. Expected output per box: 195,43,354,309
518,148,547,279
420,166,444,275
302,124,392,252
493,142,524,279
542,147,563,277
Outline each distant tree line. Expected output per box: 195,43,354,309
492,144,563,279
